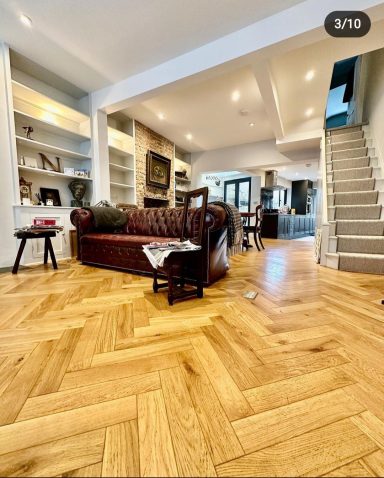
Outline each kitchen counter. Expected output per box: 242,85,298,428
261,213,315,239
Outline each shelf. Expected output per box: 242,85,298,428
108,127,134,156
110,182,134,189
109,163,134,172
175,176,191,183
13,205,76,210
12,81,89,123
175,201,184,205
18,165,92,181
16,136,91,161
175,189,187,194
14,110,90,143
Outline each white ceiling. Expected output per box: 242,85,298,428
0,0,305,92
261,162,319,182
123,66,275,151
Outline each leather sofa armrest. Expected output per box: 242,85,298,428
206,205,228,231
70,208,95,236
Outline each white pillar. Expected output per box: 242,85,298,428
0,43,18,268
90,98,110,203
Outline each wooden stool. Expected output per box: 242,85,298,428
12,230,58,274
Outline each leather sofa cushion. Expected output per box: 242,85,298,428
81,233,175,249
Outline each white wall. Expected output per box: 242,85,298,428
363,48,384,172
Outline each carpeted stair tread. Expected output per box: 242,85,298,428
331,190,378,205
329,125,362,136
329,130,364,143
338,252,384,274
330,138,366,152
330,156,370,171
333,220,384,236
337,235,384,254
332,167,372,181
333,178,375,192
333,204,382,220
332,147,368,160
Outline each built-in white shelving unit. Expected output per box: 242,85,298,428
107,113,136,205
8,50,94,264
174,147,192,207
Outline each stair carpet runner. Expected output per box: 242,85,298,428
326,124,384,274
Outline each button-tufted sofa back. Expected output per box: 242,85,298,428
123,207,194,238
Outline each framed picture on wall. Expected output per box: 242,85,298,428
40,188,61,207
146,150,171,189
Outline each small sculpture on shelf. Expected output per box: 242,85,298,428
175,169,188,179
22,126,34,140
19,177,32,205
39,153,61,173
68,180,86,207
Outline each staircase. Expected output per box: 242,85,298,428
325,124,384,274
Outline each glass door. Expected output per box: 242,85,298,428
224,178,251,211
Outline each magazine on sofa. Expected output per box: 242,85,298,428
143,240,201,268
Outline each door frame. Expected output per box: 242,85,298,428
224,177,251,211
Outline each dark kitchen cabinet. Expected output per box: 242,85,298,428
291,180,313,215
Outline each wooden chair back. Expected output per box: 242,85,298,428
255,204,263,231
181,187,209,245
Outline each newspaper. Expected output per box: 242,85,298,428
143,240,201,269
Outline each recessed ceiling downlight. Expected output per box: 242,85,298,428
186,133,193,141
305,108,314,117
305,70,315,81
20,14,32,27
231,90,240,102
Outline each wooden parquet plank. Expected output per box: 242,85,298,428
92,338,193,367
30,328,82,397
0,429,104,477
60,353,179,390
17,372,160,422
0,395,136,456
94,308,117,354
216,419,378,477
202,325,261,390
233,388,364,453
61,462,103,477
160,367,217,477
190,335,253,421
67,320,102,372
362,450,384,476
138,389,178,477
262,325,336,347
251,349,349,385
102,420,139,477
0,340,55,425
325,460,374,477
178,350,244,465
0,354,30,395
244,367,355,414
256,335,341,364
351,411,384,449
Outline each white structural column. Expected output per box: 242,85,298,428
90,101,110,202
0,43,18,268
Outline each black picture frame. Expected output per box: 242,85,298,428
40,188,61,207
146,150,171,190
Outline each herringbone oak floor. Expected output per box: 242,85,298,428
0,238,384,477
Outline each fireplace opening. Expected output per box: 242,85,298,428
144,197,170,208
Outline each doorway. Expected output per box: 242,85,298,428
224,177,251,212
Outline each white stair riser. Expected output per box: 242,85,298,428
325,253,339,269
328,236,338,253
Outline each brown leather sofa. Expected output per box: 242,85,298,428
70,205,228,285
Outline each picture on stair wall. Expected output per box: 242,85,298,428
146,150,171,190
